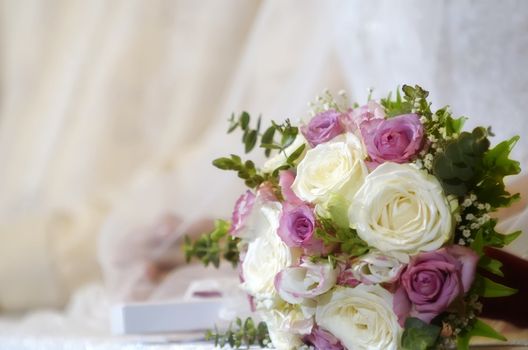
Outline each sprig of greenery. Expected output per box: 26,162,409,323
315,216,369,258
214,113,306,195
432,127,520,208
225,111,303,160
465,223,517,277
314,195,370,259
433,127,490,197
205,317,271,349
381,84,432,118
183,219,240,268
213,155,267,189
228,112,262,153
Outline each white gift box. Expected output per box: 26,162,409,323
111,299,225,334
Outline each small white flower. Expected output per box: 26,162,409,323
465,214,475,221
463,229,471,238
458,238,466,245
315,285,402,350
462,198,473,207
349,163,453,255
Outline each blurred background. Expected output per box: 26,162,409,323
0,0,527,343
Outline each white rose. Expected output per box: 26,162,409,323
241,201,300,302
275,259,337,304
350,251,404,284
292,133,367,204
315,285,402,350
349,162,453,257
235,195,274,241
262,134,309,173
261,309,307,350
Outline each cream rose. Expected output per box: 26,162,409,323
241,201,300,302
315,285,402,350
262,134,309,173
350,251,404,284
275,259,337,304
349,162,453,256
260,309,307,350
292,133,367,204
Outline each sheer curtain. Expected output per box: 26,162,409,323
0,0,527,343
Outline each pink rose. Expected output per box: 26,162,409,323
277,203,316,247
229,191,255,236
279,170,304,206
301,110,344,147
340,101,385,132
394,245,478,325
360,114,424,166
304,326,344,350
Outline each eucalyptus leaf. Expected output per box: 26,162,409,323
244,130,258,153
286,144,306,165
240,111,250,130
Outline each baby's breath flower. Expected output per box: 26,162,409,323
465,214,475,221
462,198,473,207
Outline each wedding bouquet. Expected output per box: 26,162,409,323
184,85,522,350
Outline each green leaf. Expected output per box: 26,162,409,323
183,219,240,268
281,128,298,148
483,136,521,176
261,126,276,157
471,319,507,341
433,127,491,197
240,111,250,130
244,130,258,153
473,274,518,298
401,317,441,350
476,135,521,208
478,256,504,277
212,157,236,170
478,219,522,248
470,229,485,255
286,144,306,165
458,319,507,350
227,113,239,133
444,115,467,135
320,194,350,230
